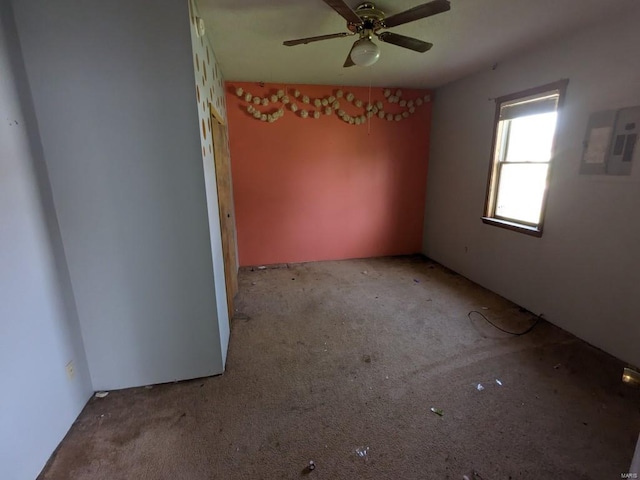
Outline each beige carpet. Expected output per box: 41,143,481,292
40,256,640,479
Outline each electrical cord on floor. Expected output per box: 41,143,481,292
468,310,542,336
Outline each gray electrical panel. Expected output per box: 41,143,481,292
580,106,640,175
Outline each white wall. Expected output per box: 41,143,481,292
0,2,93,478
423,9,640,367
12,0,226,390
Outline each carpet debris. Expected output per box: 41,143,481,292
496,379,503,386
355,446,369,458
430,407,444,416
302,460,316,474
476,383,485,391
94,391,109,398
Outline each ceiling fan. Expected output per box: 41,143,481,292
283,0,451,67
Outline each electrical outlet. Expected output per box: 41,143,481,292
65,361,75,380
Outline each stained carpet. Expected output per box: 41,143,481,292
40,256,640,480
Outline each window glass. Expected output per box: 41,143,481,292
495,163,549,224
503,112,557,164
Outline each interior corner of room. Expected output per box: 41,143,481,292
2,0,639,479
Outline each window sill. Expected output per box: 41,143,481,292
481,217,543,237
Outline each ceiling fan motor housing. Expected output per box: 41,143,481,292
348,2,385,33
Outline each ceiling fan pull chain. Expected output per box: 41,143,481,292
367,78,372,135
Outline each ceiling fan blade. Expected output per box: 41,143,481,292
383,0,450,28
322,0,363,25
283,32,354,46
343,43,356,67
377,32,433,52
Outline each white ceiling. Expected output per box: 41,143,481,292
197,0,638,88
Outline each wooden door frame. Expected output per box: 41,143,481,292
209,104,239,319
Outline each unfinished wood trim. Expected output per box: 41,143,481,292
535,79,569,235
210,110,238,319
494,79,569,106
481,217,543,237
209,102,225,125
483,79,569,236
483,91,504,219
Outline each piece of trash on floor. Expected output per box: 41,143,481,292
257,266,266,270
301,460,316,474
430,407,444,416
144,385,153,389
495,379,503,386
362,271,368,274
355,446,369,458
476,383,484,391
94,391,109,398
553,363,562,369
363,354,372,363
251,282,256,286
481,306,489,310
413,279,420,283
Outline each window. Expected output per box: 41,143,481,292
483,80,568,236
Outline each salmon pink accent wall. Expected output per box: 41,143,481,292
226,82,431,266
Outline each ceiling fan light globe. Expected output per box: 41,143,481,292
350,38,380,67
